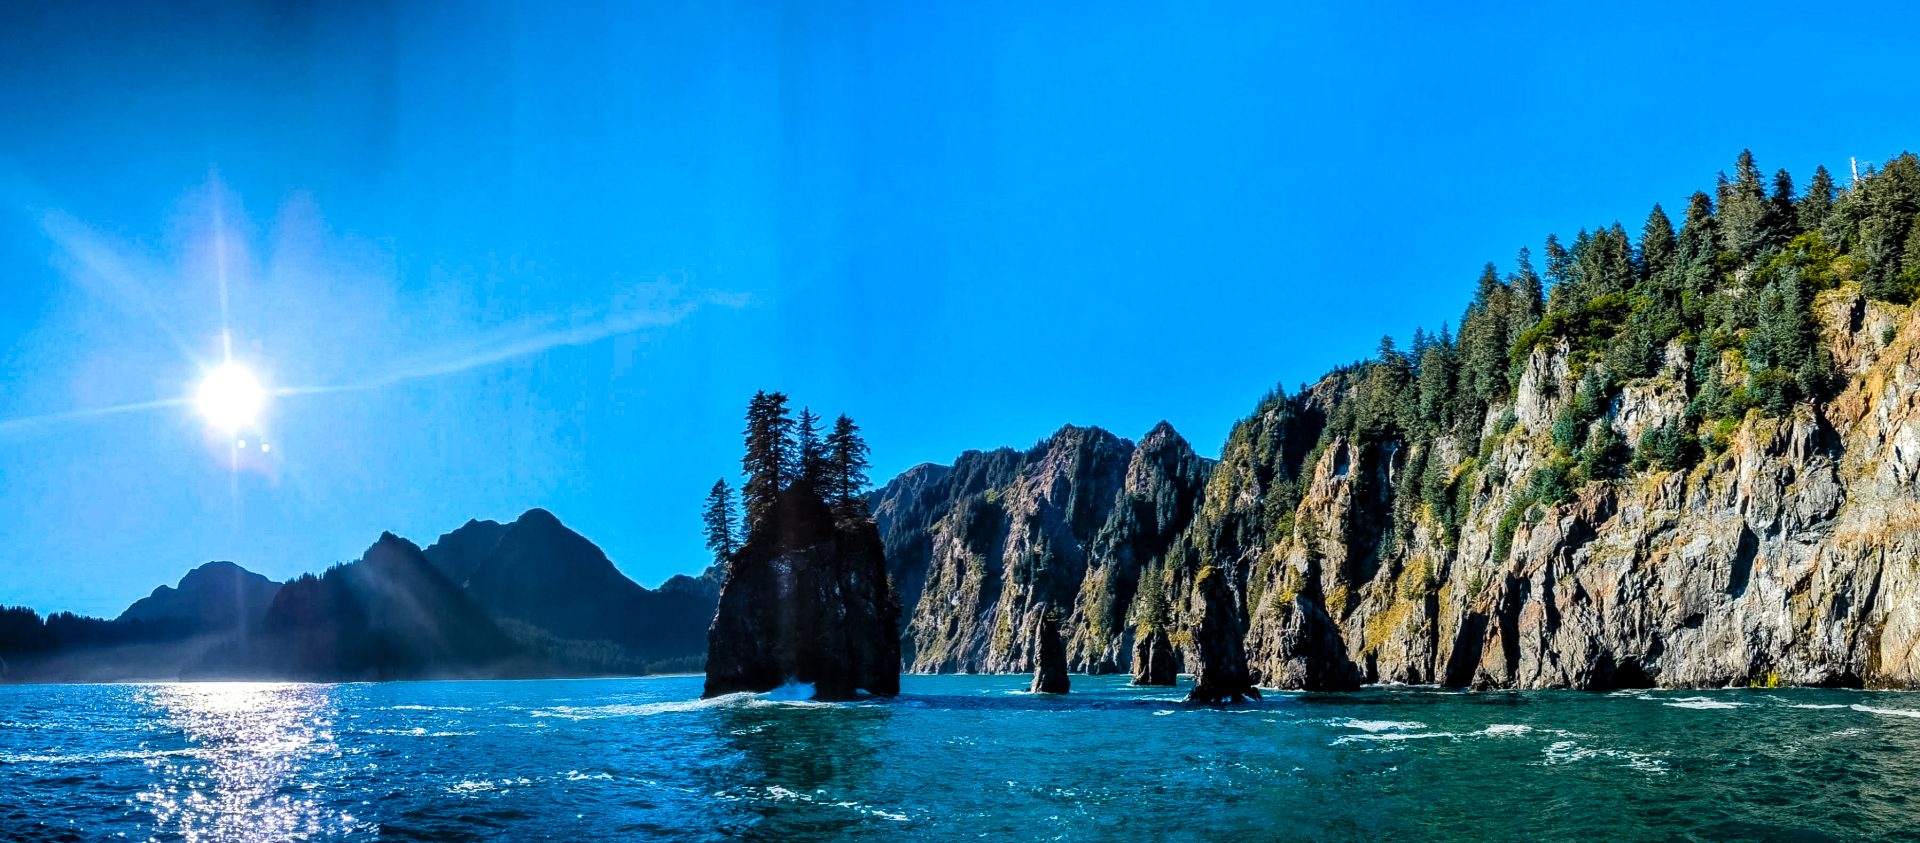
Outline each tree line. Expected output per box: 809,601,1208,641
702,391,872,563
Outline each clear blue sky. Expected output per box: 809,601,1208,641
3,1,1917,617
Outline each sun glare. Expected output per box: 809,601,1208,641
196,361,266,433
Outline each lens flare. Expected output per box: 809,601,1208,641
195,361,265,433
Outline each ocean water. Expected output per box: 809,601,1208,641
2,675,1918,842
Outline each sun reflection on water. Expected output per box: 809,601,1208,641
133,682,368,841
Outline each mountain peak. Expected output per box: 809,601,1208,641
515,507,562,527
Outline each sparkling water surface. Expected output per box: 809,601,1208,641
3,674,1918,841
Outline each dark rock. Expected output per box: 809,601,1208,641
704,490,900,701
423,508,719,673
246,532,517,681
1130,625,1177,686
420,518,510,585
1185,565,1260,704
1030,609,1069,693
116,560,280,634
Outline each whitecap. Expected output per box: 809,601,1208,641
740,785,909,822
1332,731,1456,745
1851,704,1920,719
1789,703,1849,710
1481,724,1532,736
1662,696,1743,710
1540,740,1668,773
1339,719,1426,732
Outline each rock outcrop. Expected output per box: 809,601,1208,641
704,491,900,700
1130,626,1176,685
1185,565,1260,703
1030,609,1069,693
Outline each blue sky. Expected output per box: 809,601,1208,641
3,1,1918,616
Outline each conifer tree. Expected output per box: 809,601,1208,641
1416,332,1455,434
1799,165,1836,232
825,414,872,508
1766,168,1797,251
1639,204,1676,282
1718,150,1772,260
741,391,795,537
702,478,739,563
1675,191,1722,316
794,406,826,491
1544,233,1573,293
1508,248,1544,339
1456,264,1512,418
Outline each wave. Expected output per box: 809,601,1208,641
1338,719,1426,732
0,747,200,764
717,785,910,823
1661,696,1743,710
1851,704,1920,719
1332,731,1456,745
1540,740,1668,774
526,689,841,720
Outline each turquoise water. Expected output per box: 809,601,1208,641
3,675,1918,841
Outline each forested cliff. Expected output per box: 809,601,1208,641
873,151,1920,691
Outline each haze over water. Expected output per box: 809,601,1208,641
2,675,1917,841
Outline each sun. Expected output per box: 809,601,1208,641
195,361,266,433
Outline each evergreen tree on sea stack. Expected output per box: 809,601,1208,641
702,391,900,700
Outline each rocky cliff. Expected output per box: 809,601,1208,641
872,422,1213,677
1242,287,1920,691
876,288,1920,691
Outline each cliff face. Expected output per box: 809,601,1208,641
1237,287,1920,690
879,290,1920,691
872,422,1213,676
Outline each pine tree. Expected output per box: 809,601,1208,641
1639,204,1676,282
1416,332,1456,434
1766,168,1797,250
1456,264,1512,420
794,406,826,491
1508,247,1544,340
1544,233,1573,293
1675,191,1722,317
740,390,795,537
1718,150,1771,260
1799,165,1835,232
824,414,872,508
702,478,739,563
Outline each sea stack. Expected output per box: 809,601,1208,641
1185,566,1260,703
704,489,901,701
1130,626,1177,686
1030,609,1069,694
